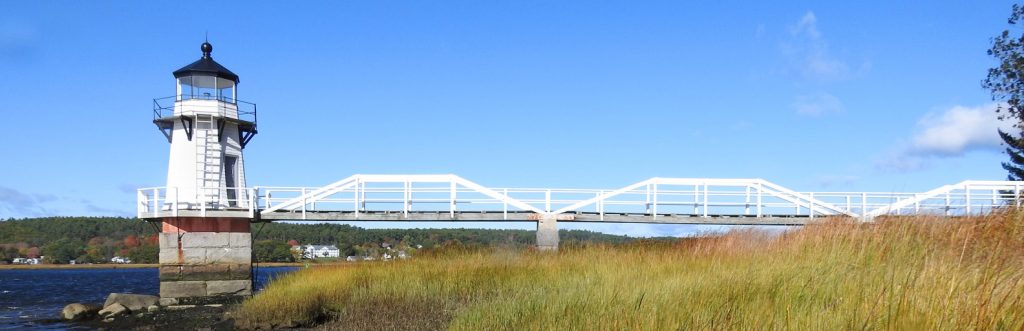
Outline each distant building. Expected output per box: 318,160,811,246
303,245,340,259
346,256,359,262
13,258,41,265
111,256,132,264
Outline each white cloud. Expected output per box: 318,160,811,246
909,104,1010,156
784,11,852,82
877,103,1012,172
791,11,821,39
0,186,56,217
793,92,842,116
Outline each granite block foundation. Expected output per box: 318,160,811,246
159,217,252,302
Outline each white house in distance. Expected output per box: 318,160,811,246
301,245,340,259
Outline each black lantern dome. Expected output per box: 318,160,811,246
154,41,257,147
172,42,239,83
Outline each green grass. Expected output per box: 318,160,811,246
235,211,1024,330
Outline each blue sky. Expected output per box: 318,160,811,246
0,1,1019,236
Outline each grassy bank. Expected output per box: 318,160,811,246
236,212,1024,330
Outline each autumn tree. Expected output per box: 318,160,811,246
25,247,40,258
985,4,1024,180
81,237,108,263
123,235,140,248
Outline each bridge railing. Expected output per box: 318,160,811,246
860,181,1023,219
256,177,858,220
542,178,856,220
258,174,546,220
137,186,257,219
137,178,1024,221
261,186,534,219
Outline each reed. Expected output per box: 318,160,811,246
235,211,1024,330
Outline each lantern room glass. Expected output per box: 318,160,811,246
176,76,236,103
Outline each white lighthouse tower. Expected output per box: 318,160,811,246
152,42,257,301
154,41,257,209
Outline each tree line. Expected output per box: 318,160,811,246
0,217,654,263
0,217,159,264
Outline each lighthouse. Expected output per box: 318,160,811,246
154,41,256,207
152,42,256,302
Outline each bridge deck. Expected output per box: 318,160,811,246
139,176,1024,223
256,210,816,225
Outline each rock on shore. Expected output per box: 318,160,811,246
104,293,159,311
61,292,159,322
61,292,235,330
98,303,129,318
61,303,101,321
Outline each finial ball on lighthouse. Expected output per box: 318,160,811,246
201,42,213,58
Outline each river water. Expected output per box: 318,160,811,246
0,266,297,330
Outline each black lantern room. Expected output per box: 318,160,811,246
153,42,257,148
173,42,239,102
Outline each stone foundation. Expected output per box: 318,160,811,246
159,217,252,301
536,215,559,251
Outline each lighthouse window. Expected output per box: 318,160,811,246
193,76,217,100
217,78,235,103
177,77,194,101
196,115,213,129
224,156,238,207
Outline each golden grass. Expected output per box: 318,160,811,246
235,211,1024,330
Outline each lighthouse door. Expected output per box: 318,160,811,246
224,155,238,207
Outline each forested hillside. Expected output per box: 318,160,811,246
0,217,650,263
0,217,158,264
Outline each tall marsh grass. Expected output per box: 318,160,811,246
236,211,1024,330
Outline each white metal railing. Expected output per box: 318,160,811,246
137,186,257,218
257,174,545,220
153,96,257,124
136,176,1024,222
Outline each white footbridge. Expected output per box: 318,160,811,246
138,174,1024,224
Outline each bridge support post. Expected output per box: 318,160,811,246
536,214,559,251
158,217,252,303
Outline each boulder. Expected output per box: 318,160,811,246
61,303,100,321
104,293,159,312
98,303,129,318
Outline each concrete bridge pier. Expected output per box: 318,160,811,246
158,217,253,303
536,214,559,251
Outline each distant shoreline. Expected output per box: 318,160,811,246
0,263,158,270
0,262,305,270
